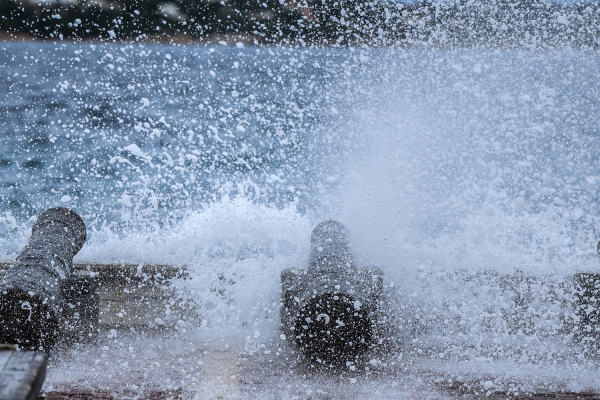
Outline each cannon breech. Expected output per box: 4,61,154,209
281,221,385,363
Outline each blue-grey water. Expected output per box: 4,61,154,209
0,43,354,242
2,43,600,397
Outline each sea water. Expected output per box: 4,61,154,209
1,43,600,397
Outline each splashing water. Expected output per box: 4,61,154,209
2,43,600,397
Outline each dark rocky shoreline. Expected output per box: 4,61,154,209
2,0,600,49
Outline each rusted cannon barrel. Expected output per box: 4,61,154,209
281,221,384,363
0,207,87,351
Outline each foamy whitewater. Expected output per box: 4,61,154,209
1,44,600,397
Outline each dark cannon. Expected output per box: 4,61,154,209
572,241,600,350
0,207,95,351
280,221,388,364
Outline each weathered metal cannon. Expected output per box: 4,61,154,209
572,242,600,349
0,207,96,351
280,221,387,363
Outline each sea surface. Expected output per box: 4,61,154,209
2,42,600,397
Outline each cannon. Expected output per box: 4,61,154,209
280,221,387,363
0,207,94,351
572,241,600,350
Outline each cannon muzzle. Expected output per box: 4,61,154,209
281,221,384,363
0,207,88,351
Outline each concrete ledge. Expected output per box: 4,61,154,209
0,349,47,400
0,262,187,281
0,262,194,329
